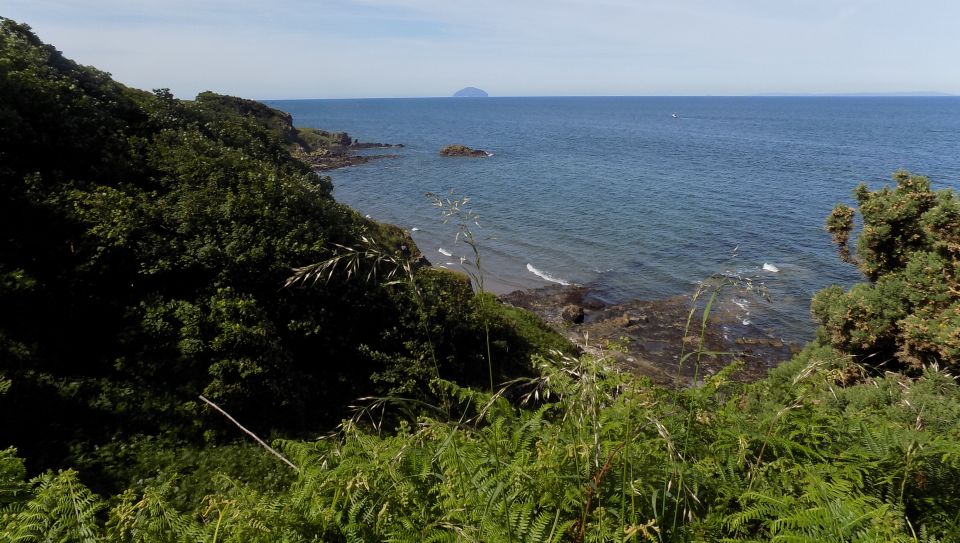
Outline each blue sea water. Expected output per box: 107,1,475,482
265,97,960,344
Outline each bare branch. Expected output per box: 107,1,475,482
198,395,298,471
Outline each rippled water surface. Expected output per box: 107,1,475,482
265,97,960,343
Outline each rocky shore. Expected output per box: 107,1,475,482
295,139,403,171
500,284,800,386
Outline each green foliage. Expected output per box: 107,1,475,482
295,127,353,150
813,171,960,371
71,437,293,511
0,448,28,508
1,469,104,542
3,351,958,541
826,204,856,263
0,18,562,481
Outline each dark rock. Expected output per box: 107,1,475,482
351,141,404,149
735,337,785,348
440,144,489,157
298,151,400,171
561,304,585,324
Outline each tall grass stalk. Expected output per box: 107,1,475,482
427,191,495,393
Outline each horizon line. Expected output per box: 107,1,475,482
257,91,957,101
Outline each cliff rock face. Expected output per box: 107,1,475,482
453,87,488,97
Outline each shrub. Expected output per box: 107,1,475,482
813,171,960,371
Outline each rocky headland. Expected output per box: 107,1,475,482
293,130,403,171
501,285,799,386
193,92,403,171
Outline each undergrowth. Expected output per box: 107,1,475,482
3,340,959,541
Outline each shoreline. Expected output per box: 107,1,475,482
421,244,799,386
319,135,799,385
499,283,800,386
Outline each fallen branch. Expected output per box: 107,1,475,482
198,395,298,470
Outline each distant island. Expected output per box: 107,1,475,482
453,87,488,97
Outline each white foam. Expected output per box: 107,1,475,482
410,227,420,232
733,298,750,311
485,151,494,157
526,263,571,286
438,248,452,257
762,262,780,273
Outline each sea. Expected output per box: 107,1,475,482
264,97,960,344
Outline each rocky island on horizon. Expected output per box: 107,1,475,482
453,86,488,97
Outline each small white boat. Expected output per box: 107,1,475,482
671,112,678,118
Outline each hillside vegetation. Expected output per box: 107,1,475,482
2,17,959,542
0,17,565,474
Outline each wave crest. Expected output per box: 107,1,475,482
526,263,571,285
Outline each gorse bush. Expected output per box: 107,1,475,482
815,170,960,371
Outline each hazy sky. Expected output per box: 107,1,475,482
6,0,959,99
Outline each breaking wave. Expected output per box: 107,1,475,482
526,263,571,286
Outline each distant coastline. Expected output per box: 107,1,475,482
264,92,955,101
752,91,954,97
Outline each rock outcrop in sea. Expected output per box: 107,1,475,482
440,144,489,157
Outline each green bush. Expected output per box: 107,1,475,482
814,170,960,371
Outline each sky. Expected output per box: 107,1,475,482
5,0,959,99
